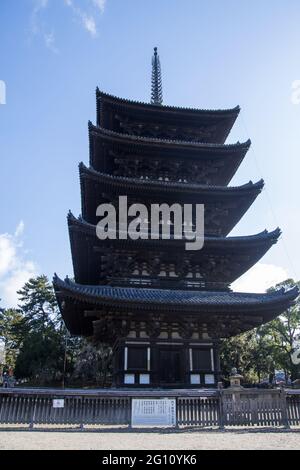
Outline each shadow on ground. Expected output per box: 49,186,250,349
0,426,299,434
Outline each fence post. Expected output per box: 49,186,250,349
128,397,132,429
80,397,85,430
280,388,290,429
175,397,179,429
218,390,225,430
29,397,37,430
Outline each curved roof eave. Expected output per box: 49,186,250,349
96,88,241,117
79,162,264,195
53,275,299,311
67,212,281,247
89,122,251,153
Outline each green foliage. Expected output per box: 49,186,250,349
14,328,65,384
221,279,300,384
1,276,112,386
17,275,60,332
220,330,277,384
0,308,24,369
10,276,64,383
72,340,112,387
261,279,300,381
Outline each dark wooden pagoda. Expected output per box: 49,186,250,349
54,48,298,388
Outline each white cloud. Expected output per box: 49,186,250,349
30,0,58,53
92,0,106,13
232,263,289,294
0,223,39,308
64,0,106,37
30,0,107,44
44,31,59,53
14,220,25,238
82,14,97,37
2,262,37,308
0,235,16,278
31,0,49,33
31,0,49,34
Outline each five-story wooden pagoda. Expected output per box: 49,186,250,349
54,48,298,388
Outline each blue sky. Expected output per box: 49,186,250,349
0,0,300,306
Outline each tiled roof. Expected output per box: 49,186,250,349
53,275,299,309
67,212,281,247
79,162,264,195
88,122,251,152
96,88,240,116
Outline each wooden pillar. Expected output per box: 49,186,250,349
214,341,222,383
112,339,124,387
183,344,190,387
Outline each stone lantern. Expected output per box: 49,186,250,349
229,368,244,389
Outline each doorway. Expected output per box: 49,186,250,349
158,347,183,385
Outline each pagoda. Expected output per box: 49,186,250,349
54,48,298,388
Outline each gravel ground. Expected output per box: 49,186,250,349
0,427,300,450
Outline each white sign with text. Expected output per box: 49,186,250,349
131,398,176,427
53,399,65,409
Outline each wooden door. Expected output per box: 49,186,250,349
158,348,183,385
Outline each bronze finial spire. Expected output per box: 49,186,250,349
151,47,163,105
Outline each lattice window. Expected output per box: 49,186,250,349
127,347,148,371
191,349,212,371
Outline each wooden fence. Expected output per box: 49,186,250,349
286,390,300,426
221,389,287,427
0,388,299,429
